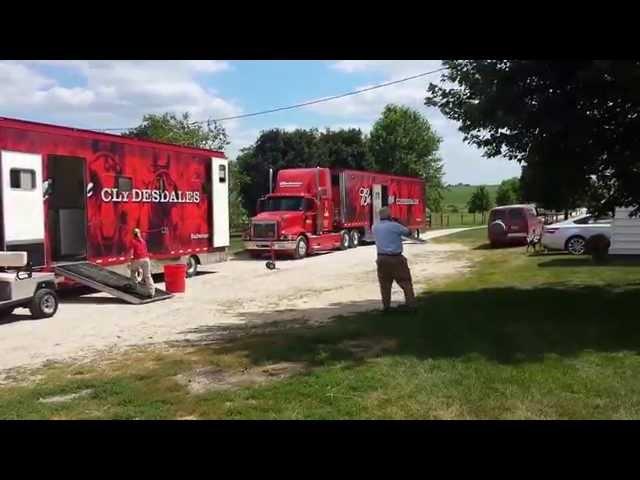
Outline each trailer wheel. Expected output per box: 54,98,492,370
186,255,199,278
294,236,308,259
349,230,360,248
29,289,58,319
339,231,350,250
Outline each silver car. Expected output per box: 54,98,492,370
542,214,612,255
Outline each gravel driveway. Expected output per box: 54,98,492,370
0,228,474,372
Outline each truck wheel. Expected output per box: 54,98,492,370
186,255,199,278
294,236,308,259
349,230,360,248
29,289,59,319
339,231,350,250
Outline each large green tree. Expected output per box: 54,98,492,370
124,112,229,151
368,104,445,212
467,186,493,213
495,177,521,206
426,60,640,216
316,128,373,170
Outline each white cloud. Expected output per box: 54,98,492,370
0,60,241,148
320,60,519,184
331,60,442,76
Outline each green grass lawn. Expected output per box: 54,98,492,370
3,228,640,419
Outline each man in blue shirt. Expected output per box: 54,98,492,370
372,207,416,312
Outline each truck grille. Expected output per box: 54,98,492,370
252,222,277,239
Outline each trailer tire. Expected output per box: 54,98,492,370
339,231,350,250
29,289,58,319
186,255,199,278
349,230,360,248
294,236,308,259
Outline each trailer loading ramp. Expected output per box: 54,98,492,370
54,262,173,304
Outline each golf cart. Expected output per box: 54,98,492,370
0,251,59,319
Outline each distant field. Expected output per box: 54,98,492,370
441,184,499,213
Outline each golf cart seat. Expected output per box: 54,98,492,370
0,251,59,319
0,251,29,268
0,252,29,281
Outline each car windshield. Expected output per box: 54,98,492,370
573,215,612,225
573,215,593,225
261,196,304,212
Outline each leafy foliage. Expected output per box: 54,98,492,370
426,60,640,215
124,112,229,151
495,177,521,206
368,105,445,212
467,186,493,213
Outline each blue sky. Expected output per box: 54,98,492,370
0,60,521,184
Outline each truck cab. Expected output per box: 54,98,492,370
243,168,346,258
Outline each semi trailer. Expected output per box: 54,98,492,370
0,117,229,299
243,167,426,258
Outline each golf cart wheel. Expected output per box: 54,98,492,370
566,235,587,256
294,236,308,259
349,229,360,248
186,255,199,278
29,289,58,319
339,230,350,250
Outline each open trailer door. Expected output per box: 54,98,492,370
212,157,229,248
1,151,46,266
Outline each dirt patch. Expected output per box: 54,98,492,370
339,338,399,359
176,362,308,394
39,389,94,404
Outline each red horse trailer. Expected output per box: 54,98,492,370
243,167,426,258
0,117,229,289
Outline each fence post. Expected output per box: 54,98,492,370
446,215,450,226
441,212,444,226
461,213,464,225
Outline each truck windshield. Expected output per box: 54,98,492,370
262,197,305,211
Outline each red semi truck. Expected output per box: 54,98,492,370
243,167,426,258
0,117,230,285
